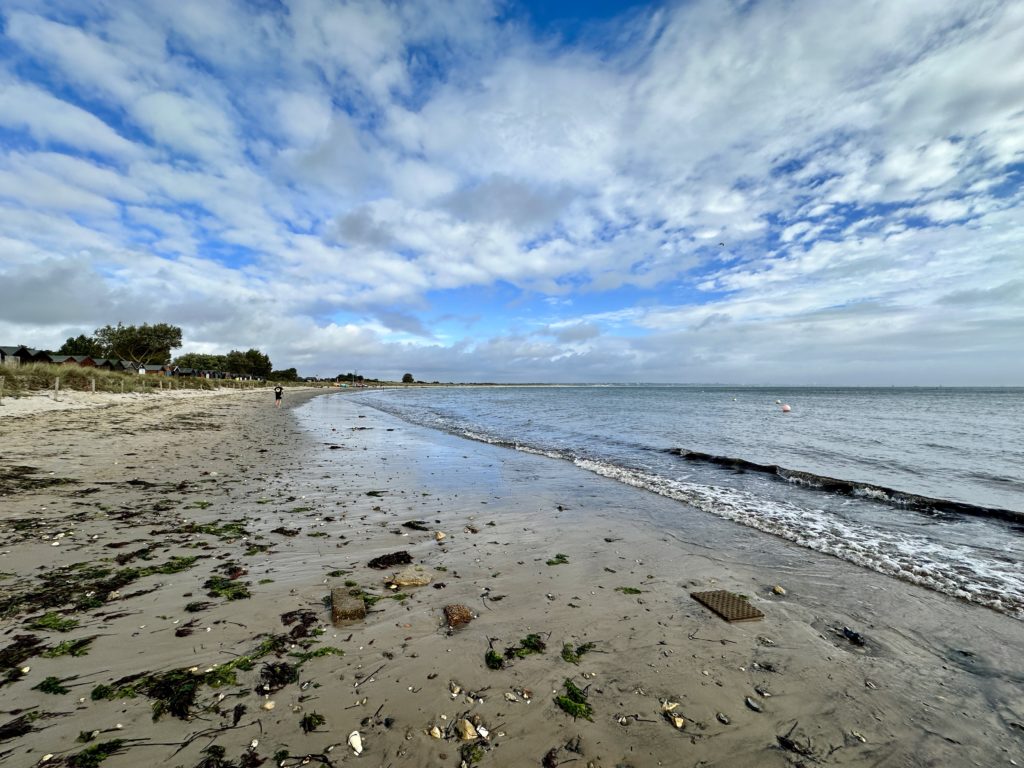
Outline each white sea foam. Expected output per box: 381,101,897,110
573,457,1024,619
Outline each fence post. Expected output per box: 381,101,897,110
54,377,60,401
121,379,125,394
91,378,96,393
0,375,4,406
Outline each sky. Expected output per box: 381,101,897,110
0,0,1022,384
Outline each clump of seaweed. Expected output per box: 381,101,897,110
615,587,643,595
300,712,325,733
42,636,95,658
402,520,431,531
258,661,298,694
546,553,569,566
555,679,593,721
506,633,547,659
485,650,505,670
34,675,72,694
460,742,486,765
185,601,214,613
66,739,125,767
203,575,251,601
28,612,79,632
281,609,319,639
367,551,412,569
561,642,596,665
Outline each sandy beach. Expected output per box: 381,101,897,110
1,389,1021,768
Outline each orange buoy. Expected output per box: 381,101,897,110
781,404,792,413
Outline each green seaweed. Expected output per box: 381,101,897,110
555,679,593,721
615,586,643,595
506,633,547,659
289,646,344,663
33,676,71,694
460,742,486,764
67,739,125,767
203,575,251,600
561,642,596,665
485,650,505,670
42,636,95,657
28,614,79,630
300,712,325,733
546,553,569,566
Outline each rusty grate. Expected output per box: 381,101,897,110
690,590,764,622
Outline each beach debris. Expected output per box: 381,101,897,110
402,520,431,531
430,725,443,739
271,526,300,536
507,633,547,659
485,650,505,670
716,712,731,725
444,604,473,628
745,696,763,712
771,585,786,595
777,722,816,758
281,608,320,639
756,635,775,647
660,700,680,712
348,730,363,755
435,531,446,541
690,590,765,622
261,700,276,711
543,747,559,767
546,553,569,566
504,691,518,702
665,712,686,729
456,718,478,740
755,685,772,697
301,712,326,733
259,661,299,694
367,551,412,569
555,679,593,721
841,626,866,646
460,741,486,765
560,641,596,665
614,586,642,595
389,566,431,588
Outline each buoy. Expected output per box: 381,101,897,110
775,399,781,404
781,404,791,413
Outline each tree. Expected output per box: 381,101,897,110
92,323,182,365
402,373,414,384
270,368,299,381
223,349,272,377
173,352,228,371
57,334,106,357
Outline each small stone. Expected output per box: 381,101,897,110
456,718,478,740
435,531,446,541
332,588,366,623
392,566,431,587
430,726,442,739
772,585,786,595
261,701,275,710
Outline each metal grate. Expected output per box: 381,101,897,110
690,590,765,622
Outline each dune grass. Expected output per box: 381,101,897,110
0,363,266,396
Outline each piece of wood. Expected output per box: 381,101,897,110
690,590,764,622
331,588,366,623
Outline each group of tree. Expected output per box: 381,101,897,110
173,348,272,378
58,323,182,365
57,323,284,378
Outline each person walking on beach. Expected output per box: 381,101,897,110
274,385,283,408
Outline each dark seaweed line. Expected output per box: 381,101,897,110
666,449,1024,525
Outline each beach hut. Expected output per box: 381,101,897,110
69,355,96,367
0,345,22,366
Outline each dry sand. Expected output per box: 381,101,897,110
0,389,1022,768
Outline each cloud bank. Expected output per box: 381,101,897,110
0,0,1022,383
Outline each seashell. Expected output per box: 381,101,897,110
476,726,489,739
772,585,786,595
456,719,477,740
716,712,730,725
661,700,679,712
42,755,54,763
19,666,30,674
449,681,461,696
348,730,363,755
261,700,275,710
250,739,258,750
429,726,442,739
851,731,867,743
745,696,763,712
435,531,446,541
504,692,518,702
668,714,685,729
755,685,771,697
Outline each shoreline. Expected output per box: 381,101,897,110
0,390,1021,767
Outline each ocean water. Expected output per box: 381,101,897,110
354,385,1024,619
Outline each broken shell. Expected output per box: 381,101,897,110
348,730,363,755
449,681,462,696
477,726,489,739
745,696,763,712
429,726,442,739
755,685,772,697
42,755,54,763
249,739,259,750
667,714,685,729
435,531,446,541
19,666,30,674
851,730,867,743
716,712,730,725
661,700,680,712
261,700,276,711
771,585,786,595
456,718,478,740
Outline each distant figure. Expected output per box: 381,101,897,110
274,386,283,408
781,403,792,413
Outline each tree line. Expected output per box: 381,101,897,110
58,323,295,379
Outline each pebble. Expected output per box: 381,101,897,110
716,712,730,725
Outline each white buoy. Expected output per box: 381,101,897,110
781,404,791,413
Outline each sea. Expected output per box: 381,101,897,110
353,385,1024,619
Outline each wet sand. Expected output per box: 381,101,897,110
1,390,1022,768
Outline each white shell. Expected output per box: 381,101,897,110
348,731,363,755
429,726,442,739
261,700,275,710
